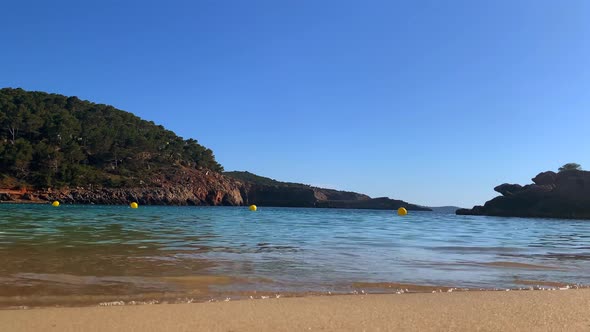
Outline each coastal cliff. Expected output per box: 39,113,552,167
1,168,429,211
1,167,244,205
0,88,427,210
456,170,590,219
226,171,429,210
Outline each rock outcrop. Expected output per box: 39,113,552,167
493,183,523,196
457,170,590,219
4,167,245,206
1,167,429,211
240,183,318,208
226,172,428,210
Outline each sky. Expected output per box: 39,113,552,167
1,0,589,207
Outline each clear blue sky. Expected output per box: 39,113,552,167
1,0,589,207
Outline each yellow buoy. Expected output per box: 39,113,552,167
130,202,139,209
249,204,257,211
397,207,407,216
51,201,60,207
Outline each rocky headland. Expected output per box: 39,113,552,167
0,88,428,211
456,170,590,219
0,168,430,211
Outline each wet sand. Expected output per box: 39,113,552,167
2,289,590,332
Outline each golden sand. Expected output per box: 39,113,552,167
1,289,590,331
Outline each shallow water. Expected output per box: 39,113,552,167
1,204,589,307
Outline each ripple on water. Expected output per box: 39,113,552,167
1,205,590,307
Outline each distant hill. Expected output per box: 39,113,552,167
223,171,306,188
427,206,463,214
225,171,431,211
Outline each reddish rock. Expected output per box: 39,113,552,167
3,166,428,211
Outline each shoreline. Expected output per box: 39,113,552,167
4,200,590,220
1,289,589,331
0,200,432,211
1,278,585,310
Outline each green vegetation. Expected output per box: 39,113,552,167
223,171,308,188
558,163,582,172
224,171,371,201
0,88,222,188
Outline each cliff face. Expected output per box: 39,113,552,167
1,168,429,211
457,170,590,219
1,167,244,206
241,184,318,207
225,171,428,210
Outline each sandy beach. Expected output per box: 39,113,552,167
1,289,589,332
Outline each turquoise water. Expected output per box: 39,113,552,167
1,204,590,307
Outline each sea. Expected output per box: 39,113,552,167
1,204,589,308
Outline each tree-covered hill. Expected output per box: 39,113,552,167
0,88,222,189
